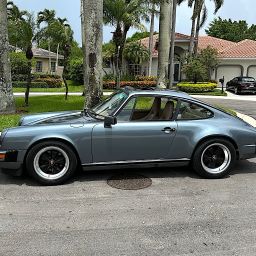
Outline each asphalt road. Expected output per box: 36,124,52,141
194,97,256,119
0,158,256,256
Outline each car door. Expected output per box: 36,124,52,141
91,95,178,163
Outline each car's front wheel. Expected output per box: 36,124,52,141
192,139,236,178
26,141,78,185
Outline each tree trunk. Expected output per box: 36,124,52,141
113,23,122,89
0,0,15,114
168,0,177,88
48,41,52,74
25,60,32,106
193,9,201,56
80,0,86,96
56,43,59,73
148,4,155,76
157,0,172,88
83,0,103,108
189,2,197,56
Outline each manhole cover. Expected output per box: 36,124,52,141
107,173,152,190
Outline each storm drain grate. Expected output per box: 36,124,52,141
107,173,152,190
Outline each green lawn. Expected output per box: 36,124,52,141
189,89,227,96
0,96,85,131
0,95,236,132
13,85,84,93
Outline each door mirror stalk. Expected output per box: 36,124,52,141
104,116,117,128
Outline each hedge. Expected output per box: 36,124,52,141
33,77,63,87
13,81,54,88
177,82,217,93
103,81,156,89
135,75,157,81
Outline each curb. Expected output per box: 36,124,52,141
236,112,256,128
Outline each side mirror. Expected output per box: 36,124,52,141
104,116,117,128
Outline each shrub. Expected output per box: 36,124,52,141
13,82,49,88
32,73,61,79
135,75,157,81
177,82,217,93
68,58,84,84
33,77,63,87
103,73,115,81
182,59,208,83
10,52,31,80
103,81,156,89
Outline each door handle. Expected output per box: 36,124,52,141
161,127,176,133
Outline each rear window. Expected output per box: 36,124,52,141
177,101,213,120
242,77,255,82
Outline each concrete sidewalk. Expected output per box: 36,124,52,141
14,91,256,101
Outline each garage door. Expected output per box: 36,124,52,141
247,66,256,78
216,66,242,85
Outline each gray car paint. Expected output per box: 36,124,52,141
0,89,255,175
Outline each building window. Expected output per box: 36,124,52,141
36,61,42,72
128,64,141,76
51,61,56,72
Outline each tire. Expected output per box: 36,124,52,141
234,87,240,95
192,139,236,179
26,141,78,185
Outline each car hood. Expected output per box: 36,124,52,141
19,110,95,126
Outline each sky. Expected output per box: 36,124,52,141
13,0,254,45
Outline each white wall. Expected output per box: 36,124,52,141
214,59,256,84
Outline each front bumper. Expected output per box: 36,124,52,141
240,87,256,93
0,150,24,176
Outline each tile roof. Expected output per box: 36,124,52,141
220,39,256,58
140,33,191,57
198,36,256,59
32,47,64,59
139,33,256,59
198,36,236,52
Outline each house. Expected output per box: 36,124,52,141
139,33,256,83
32,47,64,77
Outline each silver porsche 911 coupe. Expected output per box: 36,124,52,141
0,87,255,185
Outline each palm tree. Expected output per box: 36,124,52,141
188,0,224,55
82,0,103,108
7,1,28,21
0,0,15,114
37,9,56,25
103,0,147,88
124,41,150,65
147,0,160,76
37,9,57,73
157,0,172,88
9,12,35,106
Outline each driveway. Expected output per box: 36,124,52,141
194,96,256,119
0,158,256,256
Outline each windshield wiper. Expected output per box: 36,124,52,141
87,109,106,119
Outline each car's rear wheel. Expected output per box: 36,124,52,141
192,139,236,178
26,141,78,185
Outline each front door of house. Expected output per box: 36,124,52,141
174,63,180,82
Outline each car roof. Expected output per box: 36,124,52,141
123,87,194,100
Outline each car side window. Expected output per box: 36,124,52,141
117,96,177,122
117,97,136,122
177,101,213,120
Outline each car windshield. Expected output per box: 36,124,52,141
90,91,129,118
242,77,255,82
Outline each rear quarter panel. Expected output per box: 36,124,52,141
170,113,256,159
